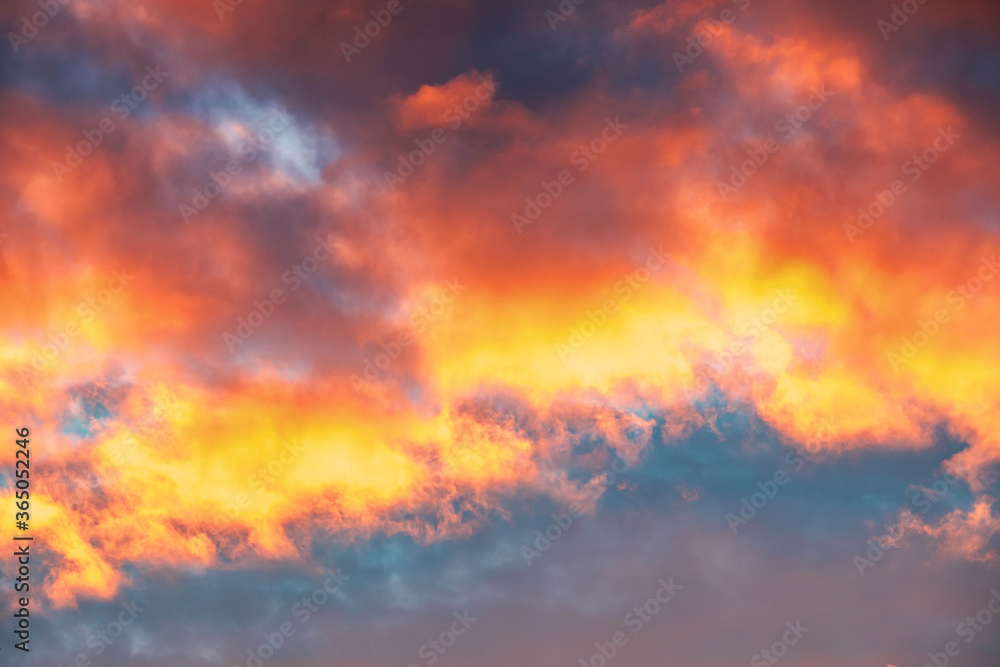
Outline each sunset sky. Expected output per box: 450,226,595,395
1,0,1000,665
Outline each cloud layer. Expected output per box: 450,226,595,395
1,0,999,663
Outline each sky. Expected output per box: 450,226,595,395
1,0,1000,665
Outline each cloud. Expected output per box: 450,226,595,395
2,0,999,612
